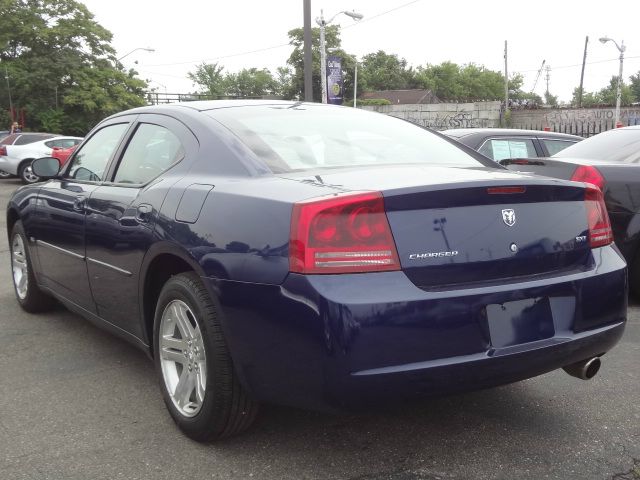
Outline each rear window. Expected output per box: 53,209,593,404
0,134,19,145
554,128,640,162
209,105,484,173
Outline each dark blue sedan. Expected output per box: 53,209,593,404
7,101,627,441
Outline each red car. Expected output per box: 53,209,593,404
51,144,78,166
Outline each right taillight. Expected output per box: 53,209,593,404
571,165,605,191
0,146,6,156
584,186,613,248
289,191,400,274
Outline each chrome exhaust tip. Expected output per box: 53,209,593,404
563,357,601,380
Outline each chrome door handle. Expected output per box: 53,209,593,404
135,204,153,223
73,196,86,212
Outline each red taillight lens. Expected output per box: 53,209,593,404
571,165,605,191
584,187,613,248
290,191,400,274
0,146,6,156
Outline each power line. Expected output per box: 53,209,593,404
142,0,423,68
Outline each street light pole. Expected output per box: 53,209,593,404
318,12,327,104
4,66,13,122
599,36,626,126
316,9,363,104
117,47,155,62
353,59,358,108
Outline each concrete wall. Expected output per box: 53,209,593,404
362,103,640,132
362,101,502,130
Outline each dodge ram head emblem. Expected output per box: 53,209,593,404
502,209,516,227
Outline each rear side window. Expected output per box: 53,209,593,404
67,124,128,182
45,138,82,149
14,134,55,145
541,139,578,156
114,123,184,184
478,138,537,161
1,134,19,145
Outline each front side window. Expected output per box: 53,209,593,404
67,124,128,182
113,123,185,184
478,138,537,161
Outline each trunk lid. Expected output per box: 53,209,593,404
281,165,593,288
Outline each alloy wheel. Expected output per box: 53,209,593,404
159,299,207,417
12,234,28,300
0,170,11,178
22,165,40,183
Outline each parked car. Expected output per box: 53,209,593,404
8,101,627,441
0,135,83,183
442,128,583,162
50,144,79,167
501,125,640,296
0,132,58,178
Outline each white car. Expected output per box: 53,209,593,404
0,136,83,183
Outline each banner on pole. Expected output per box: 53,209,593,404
326,56,343,105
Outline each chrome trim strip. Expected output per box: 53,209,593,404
36,240,85,260
86,257,132,277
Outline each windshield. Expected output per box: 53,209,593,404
209,105,486,173
553,128,640,162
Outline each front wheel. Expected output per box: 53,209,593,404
153,272,259,441
11,221,56,312
19,160,40,184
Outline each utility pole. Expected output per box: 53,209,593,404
578,36,589,108
303,0,313,102
4,66,13,122
503,40,509,126
545,65,551,96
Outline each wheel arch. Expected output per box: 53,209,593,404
6,207,19,241
139,242,209,356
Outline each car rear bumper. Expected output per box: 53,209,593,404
207,245,627,411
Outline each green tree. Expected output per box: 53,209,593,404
225,68,278,98
359,50,415,92
415,62,510,102
0,0,147,134
187,62,226,98
627,71,640,103
286,25,342,102
544,92,559,107
598,76,634,106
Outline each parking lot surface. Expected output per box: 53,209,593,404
0,178,638,480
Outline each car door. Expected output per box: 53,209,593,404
84,114,195,337
33,120,133,313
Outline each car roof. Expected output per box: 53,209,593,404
441,128,583,140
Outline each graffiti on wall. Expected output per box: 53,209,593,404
513,107,640,126
396,111,493,129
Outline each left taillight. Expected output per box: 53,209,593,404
0,146,6,156
585,186,613,248
289,191,400,274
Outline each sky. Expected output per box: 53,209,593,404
80,0,640,103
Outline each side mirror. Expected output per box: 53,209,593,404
32,157,61,178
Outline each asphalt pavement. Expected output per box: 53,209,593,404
0,178,638,480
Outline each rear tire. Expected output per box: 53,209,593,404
0,170,12,178
10,220,56,312
630,253,640,300
153,272,259,441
